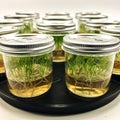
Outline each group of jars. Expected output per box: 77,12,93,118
0,11,120,98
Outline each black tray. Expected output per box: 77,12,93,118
0,62,120,115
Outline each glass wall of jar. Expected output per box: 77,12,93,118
75,11,101,32
101,25,120,75
0,26,18,75
4,13,40,34
86,19,120,34
0,34,54,98
37,12,76,62
15,12,40,33
75,13,108,33
62,34,119,98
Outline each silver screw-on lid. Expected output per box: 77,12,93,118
4,15,33,22
37,12,75,33
0,34,54,54
0,19,24,27
86,19,120,28
16,12,40,19
79,14,108,20
0,26,17,35
101,25,120,37
75,11,101,19
62,34,120,54
45,12,70,16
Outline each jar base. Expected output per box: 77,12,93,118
66,82,109,98
9,83,52,98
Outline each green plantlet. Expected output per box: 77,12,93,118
66,53,113,81
18,22,38,34
4,53,52,97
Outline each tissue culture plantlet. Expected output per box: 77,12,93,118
18,22,38,34
79,23,100,33
65,53,114,97
79,23,87,33
52,35,65,62
4,53,52,97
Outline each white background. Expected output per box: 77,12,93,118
0,0,120,120
0,0,120,18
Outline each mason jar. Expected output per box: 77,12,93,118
0,26,18,74
101,25,120,75
37,12,75,62
15,12,40,33
86,19,120,34
75,11,101,32
62,34,119,98
76,13,108,33
4,14,39,33
0,34,54,98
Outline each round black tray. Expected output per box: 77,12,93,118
0,62,120,115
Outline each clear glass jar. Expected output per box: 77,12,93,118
101,25,120,75
0,26,17,74
37,12,75,62
75,13,108,33
86,19,120,34
62,34,119,98
0,34,54,98
75,11,101,32
4,13,39,33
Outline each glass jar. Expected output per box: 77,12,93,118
4,14,39,33
101,25,120,75
37,12,75,62
76,13,108,33
0,26,18,74
86,19,120,34
75,11,101,32
0,34,54,98
62,34,119,98
15,12,40,33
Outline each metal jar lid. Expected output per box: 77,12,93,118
37,12,75,33
0,19,24,27
4,15,33,22
101,25,120,37
62,34,120,54
79,14,108,20
0,34,54,54
16,12,40,19
45,12,70,16
86,19,120,28
37,22,75,32
42,15,73,21
0,26,17,35
75,11,101,19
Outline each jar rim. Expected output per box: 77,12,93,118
0,34,54,54
62,34,120,54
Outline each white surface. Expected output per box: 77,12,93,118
0,0,120,120
0,95,120,120
0,0,120,19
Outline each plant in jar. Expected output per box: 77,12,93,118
4,53,52,97
79,23,100,33
65,53,114,97
52,35,65,62
18,22,38,34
